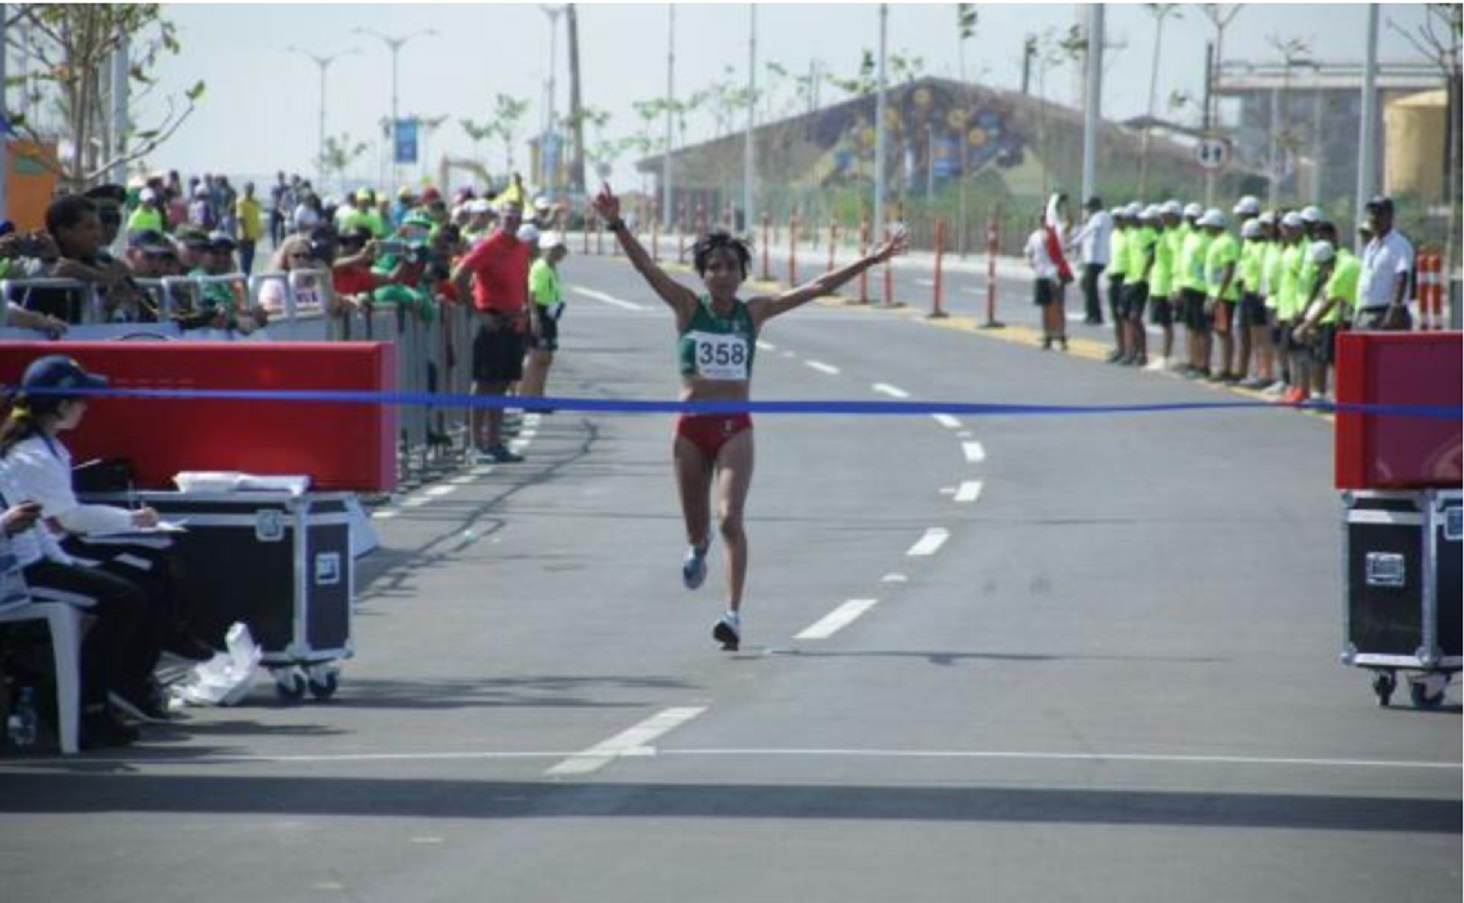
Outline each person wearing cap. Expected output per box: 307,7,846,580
1118,203,1157,366
123,228,180,286
520,229,570,402
391,185,417,229
1158,201,1187,371
204,231,239,278
0,356,203,745
1294,224,1358,402
1356,195,1414,330
1177,204,1214,376
1201,209,1241,382
1144,205,1176,371
126,186,166,235
1268,212,1309,396
1235,218,1271,389
451,201,532,463
82,184,128,251
1103,207,1130,361
1256,212,1287,390
1070,195,1112,325
462,200,496,246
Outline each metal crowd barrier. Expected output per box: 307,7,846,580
3,271,476,486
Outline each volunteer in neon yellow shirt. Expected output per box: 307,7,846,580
1235,218,1267,385
1105,208,1130,362
1203,211,1241,381
1148,205,1178,368
521,230,570,401
1121,206,1157,366
1178,204,1212,374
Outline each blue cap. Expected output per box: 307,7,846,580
21,355,108,394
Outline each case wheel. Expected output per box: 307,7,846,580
1409,678,1447,710
274,668,308,702
307,667,339,701
1371,670,1397,707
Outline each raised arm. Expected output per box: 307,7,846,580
749,226,909,325
591,184,697,317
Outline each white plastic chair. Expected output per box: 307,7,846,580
0,601,82,754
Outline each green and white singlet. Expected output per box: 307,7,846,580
679,294,757,381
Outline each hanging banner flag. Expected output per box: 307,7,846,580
393,119,418,165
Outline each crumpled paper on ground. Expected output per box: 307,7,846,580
169,622,262,707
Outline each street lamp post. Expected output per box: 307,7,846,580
540,5,565,197
287,45,359,191
354,26,438,188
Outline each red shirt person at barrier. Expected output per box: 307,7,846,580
451,202,530,463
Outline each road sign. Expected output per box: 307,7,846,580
1196,137,1228,171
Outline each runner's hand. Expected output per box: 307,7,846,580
872,224,910,263
591,183,620,222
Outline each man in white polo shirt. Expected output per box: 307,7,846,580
1355,195,1414,330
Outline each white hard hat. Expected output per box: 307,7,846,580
1197,209,1227,229
1182,202,1204,219
1308,240,1335,264
1233,195,1261,216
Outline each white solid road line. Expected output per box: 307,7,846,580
962,440,986,463
546,706,708,777
569,285,649,310
954,480,984,503
907,528,950,557
931,413,962,429
805,360,841,375
796,599,879,640
873,383,910,398
659,748,1463,771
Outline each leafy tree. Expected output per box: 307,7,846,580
318,133,368,191
459,118,495,165
485,93,529,173
3,3,205,190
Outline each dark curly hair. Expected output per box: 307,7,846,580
692,230,752,279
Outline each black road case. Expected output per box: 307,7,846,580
1341,488,1462,708
93,490,355,701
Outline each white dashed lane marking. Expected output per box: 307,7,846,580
873,383,910,399
962,441,986,463
805,360,840,375
907,528,950,557
546,707,707,777
931,414,962,429
795,599,879,640
954,480,984,503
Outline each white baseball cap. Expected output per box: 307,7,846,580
1161,200,1183,216
1197,209,1226,229
1281,211,1305,229
1233,195,1261,216
1182,202,1204,219
539,230,567,250
516,223,541,245
1300,205,1325,224
1308,240,1335,264
1241,219,1263,239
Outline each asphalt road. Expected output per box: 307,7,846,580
0,250,1458,902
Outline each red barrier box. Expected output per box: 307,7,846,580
1334,331,1461,489
0,341,397,492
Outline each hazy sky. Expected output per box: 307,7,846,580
116,1,1439,190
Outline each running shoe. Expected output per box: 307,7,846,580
1261,380,1288,396
713,611,741,651
682,540,710,590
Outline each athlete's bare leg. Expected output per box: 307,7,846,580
674,436,715,549
712,430,755,613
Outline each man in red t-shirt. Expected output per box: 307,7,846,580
451,202,530,462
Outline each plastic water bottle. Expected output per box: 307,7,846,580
6,686,38,749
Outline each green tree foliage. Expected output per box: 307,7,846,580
4,3,205,189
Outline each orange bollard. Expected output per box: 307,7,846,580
788,212,798,286
761,215,772,282
982,211,1005,329
827,219,838,275
858,218,870,304
930,218,947,319
1419,250,1442,330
